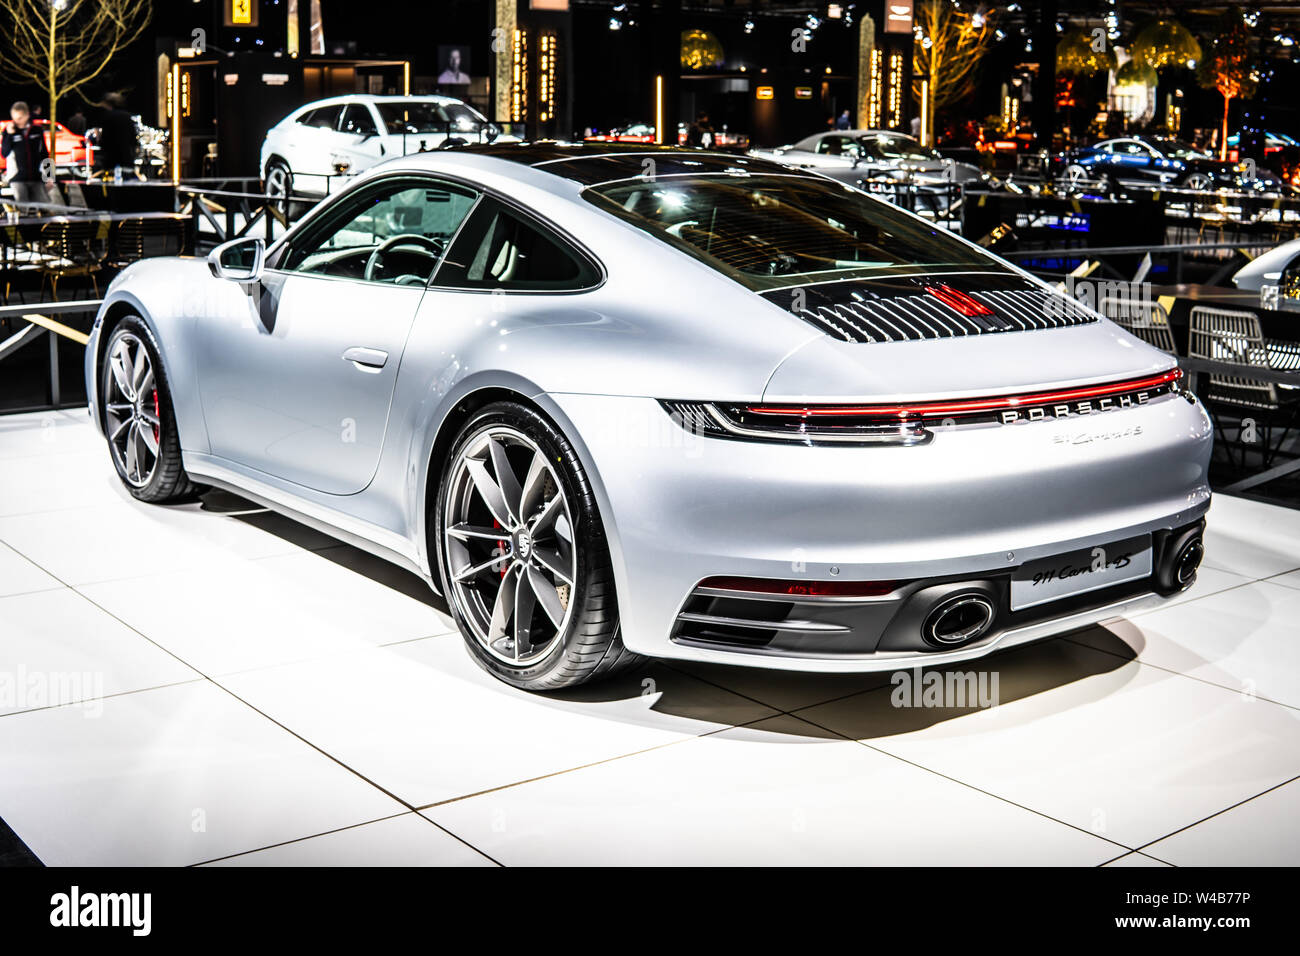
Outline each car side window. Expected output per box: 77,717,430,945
339,104,377,137
298,107,341,129
281,177,479,286
434,198,601,292
817,137,843,155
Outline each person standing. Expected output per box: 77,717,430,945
835,109,851,130
94,93,137,174
685,111,713,148
2,101,51,206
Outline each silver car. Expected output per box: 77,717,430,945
85,144,1212,690
751,129,985,188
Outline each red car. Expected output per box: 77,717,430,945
0,119,88,174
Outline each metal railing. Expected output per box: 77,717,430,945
0,299,100,411
1003,239,1278,285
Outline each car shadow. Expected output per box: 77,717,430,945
197,488,1145,740
548,626,1143,740
200,488,447,612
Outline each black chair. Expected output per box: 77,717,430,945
35,218,108,300
109,216,185,270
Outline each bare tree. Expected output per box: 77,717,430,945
912,0,995,145
1197,15,1257,161
0,0,152,173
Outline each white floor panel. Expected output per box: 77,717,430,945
796,637,1300,850
0,681,406,866
202,813,494,867
77,551,446,677
422,714,1125,866
0,503,322,588
218,638,779,808
0,588,200,716
0,410,101,462
1141,777,1300,866
1,409,1298,865
1073,584,1300,708
0,541,62,598
1201,493,1300,579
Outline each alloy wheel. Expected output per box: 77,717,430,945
265,164,291,211
104,332,161,488
443,426,577,665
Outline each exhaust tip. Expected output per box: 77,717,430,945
1173,536,1204,588
922,593,996,648
1157,528,1204,594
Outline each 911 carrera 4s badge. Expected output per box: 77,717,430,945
1011,534,1153,610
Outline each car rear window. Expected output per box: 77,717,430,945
583,173,1000,291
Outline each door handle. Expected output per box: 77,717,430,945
342,346,388,371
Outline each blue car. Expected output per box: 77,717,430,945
1062,136,1226,190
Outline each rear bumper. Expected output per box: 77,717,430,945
548,389,1213,671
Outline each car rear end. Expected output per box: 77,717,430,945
568,164,1213,670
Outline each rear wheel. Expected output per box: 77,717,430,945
101,317,200,503
434,402,642,690
264,160,293,215
1180,171,1214,191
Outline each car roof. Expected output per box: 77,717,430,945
296,93,466,110
449,142,800,186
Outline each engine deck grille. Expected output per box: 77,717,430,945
763,275,1098,344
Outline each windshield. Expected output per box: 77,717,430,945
855,134,940,162
374,100,489,135
584,174,999,290
1152,138,1210,160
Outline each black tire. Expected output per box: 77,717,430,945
100,316,201,504
433,401,643,690
264,159,293,216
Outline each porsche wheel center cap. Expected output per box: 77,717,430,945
514,530,533,561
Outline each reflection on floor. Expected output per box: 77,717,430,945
0,408,1298,866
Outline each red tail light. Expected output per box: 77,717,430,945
746,368,1183,420
698,576,901,597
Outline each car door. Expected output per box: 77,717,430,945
330,102,386,178
198,174,479,495
293,105,343,185
1109,140,1154,180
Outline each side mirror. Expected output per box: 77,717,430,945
485,123,500,144
207,237,264,284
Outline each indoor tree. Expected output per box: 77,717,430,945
912,0,995,146
0,0,153,173
1197,14,1258,160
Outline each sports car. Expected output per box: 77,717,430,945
751,130,985,188
1060,135,1286,192
85,143,1212,690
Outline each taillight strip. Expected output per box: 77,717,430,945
747,368,1181,419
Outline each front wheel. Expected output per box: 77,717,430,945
100,317,200,503
434,402,642,690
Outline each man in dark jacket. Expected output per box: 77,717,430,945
2,101,52,206
94,93,138,173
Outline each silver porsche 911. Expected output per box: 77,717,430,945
85,144,1212,689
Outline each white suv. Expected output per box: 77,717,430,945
260,94,510,201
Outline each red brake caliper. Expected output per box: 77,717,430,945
151,390,161,444
493,518,507,578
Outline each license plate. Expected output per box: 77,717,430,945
1010,535,1153,611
